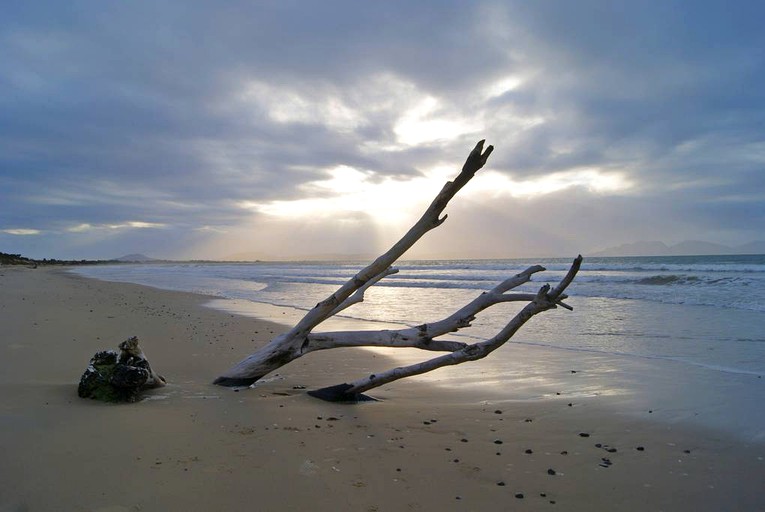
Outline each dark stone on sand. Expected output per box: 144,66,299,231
560,450,568,455
579,432,590,437
77,338,165,403
606,447,618,453
525,449,533,454
461,438,469,443
494,439,503,445
595,443,602,448
684,449,691,454
515,493,524,499
494,410,503,414
497,481,506,486
547,469,556,475
636,446,645,451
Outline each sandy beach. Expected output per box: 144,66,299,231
1,266,763,512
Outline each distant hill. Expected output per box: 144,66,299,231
592,240,765,257
114,253,156,262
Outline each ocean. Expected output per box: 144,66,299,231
70,254,765,440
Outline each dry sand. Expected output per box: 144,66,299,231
1,266,763,511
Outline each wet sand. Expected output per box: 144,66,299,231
1,266,763,511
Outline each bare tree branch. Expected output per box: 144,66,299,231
213,140,581,404
213,140,495,387
308,255,583,401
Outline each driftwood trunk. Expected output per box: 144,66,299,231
214,141,582,401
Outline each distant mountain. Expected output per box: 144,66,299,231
736,241,765,254
592,240,765,257
114,253,155,262
670,240,731,256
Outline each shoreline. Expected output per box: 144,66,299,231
1,266,763,511
204,293,765,444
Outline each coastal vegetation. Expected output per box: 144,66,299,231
0,252,111,266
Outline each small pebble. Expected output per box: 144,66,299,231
547,469,556,476
461,438,469,443
515,493,524,499
579,432,590,438
560,450,568,455
497,481,506,487
636,446,645,451
494,440,503,445
494,410,503,414
683,449,691,454
606,448,617,453
525,449,533,454
595,443,602,448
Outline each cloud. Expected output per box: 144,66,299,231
2,229,41,236
1,1,764,259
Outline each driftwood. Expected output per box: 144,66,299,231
214,141,582,401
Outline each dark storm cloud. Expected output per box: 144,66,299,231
1,1,763,258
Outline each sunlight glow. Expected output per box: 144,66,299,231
468,168,633,198
239,165,443,225
393,96,482,146
238,164,632,229
484,75,523,99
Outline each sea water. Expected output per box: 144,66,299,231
71,255,765,440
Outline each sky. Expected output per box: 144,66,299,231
1,1,764,260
